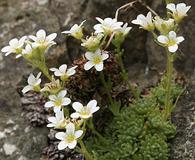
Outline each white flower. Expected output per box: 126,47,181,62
22,44,33,56
29,29,57,48
47,110,67,129
1,36,27,58
62,20,85,39
131,12,155,31
118,23,132,36
154,16,175,34
55,122,83,150
84,49,109,72
81,34,103,51
71,100,100,119
166,3,191,23
94,17,123,35
157,31,184,53
44,90,71,113
22,72,42,94
50,64,77,81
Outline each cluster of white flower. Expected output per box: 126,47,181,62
1,29,57,59
62,17,132,72
132,3,190,53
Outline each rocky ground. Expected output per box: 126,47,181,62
0,0,194,160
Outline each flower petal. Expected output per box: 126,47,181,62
46,33,57,42
72,102,83,112
1,46,11,52
168,44,178,53
58,90,67,98
166,3,176,12
84,61,94,71
55,132,66,140
75,130,83,139
70,112,80,119
176,36,185,43
48,117,57,124
95,63,104,71
44,101,54,108
68,140,77,149
59,64,67,73
66,123,75,134
58,141,68,150
157,35,169,44
62,98,71,106
22,85,33,94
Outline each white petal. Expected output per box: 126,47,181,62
67,66,77,76
48,117,57,124
95,63,104,71
9,38,19,47
169,31,177,39
34,79,41,86
44,101,54,108
176,36,184,43
87,100,97,108
22,85,33,94
29,35,37,41
36,29,46,41
54,70,63,77
102,53,109,60
84,61,94,71
46,33,57,42
16,54,22,59
54,107,61,113
59,64,67,73
66,123,75,134
96,17,104,24
47,123,55,127
157,35,169,44
166,3,176,12
49,95,57,101
50,68,58,72
72,102,83,112
58,141,67,150
168,44,178,53
74,130,83,138
70,113,80,119
68,140,77,149
56,110,64,121
1,46,11,52
62,98,71,106
55,132,66,140
58,90,67,98
85,52,93,60
28,74,36,85
36,72,42,79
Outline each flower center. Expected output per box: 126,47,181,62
80,107,90,117
168,39,176,46
55,99,62,107
93,56,102,64
66,134,75,143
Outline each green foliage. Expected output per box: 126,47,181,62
86,79,183,160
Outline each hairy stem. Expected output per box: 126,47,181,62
115,46,139,99
164,51,174,119
79,140,94,160
100,72,114,105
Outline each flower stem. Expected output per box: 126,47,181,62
100,72,114,105
79,140,94,160
115,46,139,99
88,118,106,142
164,50,174,120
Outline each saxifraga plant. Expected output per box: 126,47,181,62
1,0,190,159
